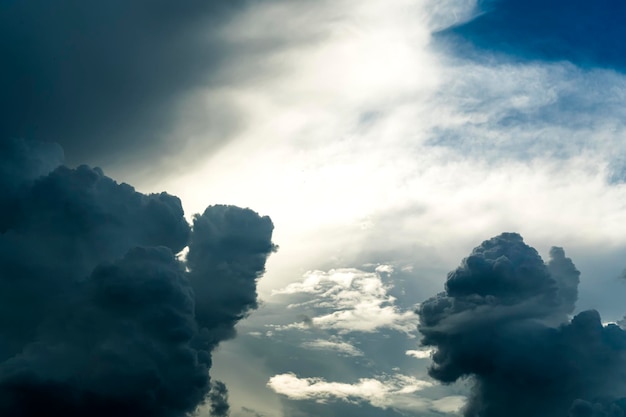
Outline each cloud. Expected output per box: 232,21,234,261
547,246,581,316
301,338,363,357
208,380,230,417
405,349,434,359
431,396,467,414
267,372,467,415
421,3,626,189
267,373,433,410
415,50,626,181
241,406,269,417
0,139,275,417
187,204,277,350
155,1,626,312
419,232,626,417
0,0,249,170
0,139,64,232
440,0,626,72
273,267,417,334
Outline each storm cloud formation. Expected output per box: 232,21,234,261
419,233,626,417
0,0,247,167
0,139,275,417
441,0,626,72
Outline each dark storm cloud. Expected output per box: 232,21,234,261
0,139,275,417
440,0,626,71
0,0,248,168
188,205,277,350
0,139,64,231
419,233,626,417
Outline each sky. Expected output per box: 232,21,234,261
2,1,626,416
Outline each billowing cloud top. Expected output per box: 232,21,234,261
442,0,626,71
0,139,275,417
419,233,626,417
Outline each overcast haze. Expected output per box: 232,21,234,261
3,1,626,416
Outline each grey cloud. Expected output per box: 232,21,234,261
548,246,580,316
241,406,268,417
0,139,275,417
0,0,249,169
0,139,64,232
209,380,230,417
419,233,626,417
187,205,277,352
570,399,626,417
0,247,204,417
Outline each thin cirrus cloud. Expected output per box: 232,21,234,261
427,0,626,183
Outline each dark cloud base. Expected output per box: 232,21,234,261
0,139,275,417
439,0,626,72
419,233,626,417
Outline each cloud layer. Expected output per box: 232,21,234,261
0,0,247,169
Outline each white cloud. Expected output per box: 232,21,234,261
406,349,434,359
273,268,418,334
267,373,464,414
301,338,363,356
375,264,394,274
431,396,467,414
267,373,430,406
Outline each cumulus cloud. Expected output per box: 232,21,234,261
0,139,275,417
273,267,417,334
419,233,626,417
267,373,432,409
405,349,434,359
267,372,467,415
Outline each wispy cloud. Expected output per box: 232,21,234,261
273,267,417,334
301,338,363,357
268,373,430,405
267,373,464,415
